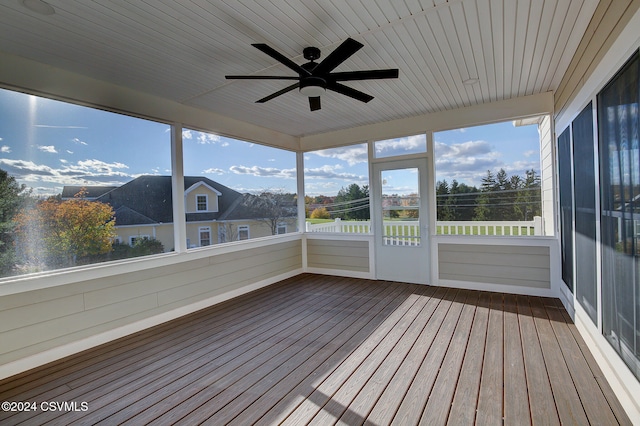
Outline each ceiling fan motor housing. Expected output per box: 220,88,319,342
303,46,321,61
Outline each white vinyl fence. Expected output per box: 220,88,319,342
306,216,544,237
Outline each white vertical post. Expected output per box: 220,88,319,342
296,152,306,234
171,123,187,253
534,216,544,236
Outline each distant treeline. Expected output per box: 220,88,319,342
437,168,541,221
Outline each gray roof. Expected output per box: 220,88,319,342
88,176,243,225
61,185,118,200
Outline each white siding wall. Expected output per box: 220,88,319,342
438,242,550,289
0,237,302,379
306,237,370,276
539,114,555,236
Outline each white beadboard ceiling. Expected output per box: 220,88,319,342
0,0,598,139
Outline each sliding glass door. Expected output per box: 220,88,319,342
599,51,640,379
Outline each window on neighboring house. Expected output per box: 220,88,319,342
238,225,249,240
199,227,211,246
304,143,370,233
434,119,545,236
130,235,150,246
196,194,208,211
277,223,287,234
182,128,297,246
0,88,172,278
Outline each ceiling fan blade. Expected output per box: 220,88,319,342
327,82,374,103
330,69,399,81
252,43,311,76
313,38,363,75
309,96,321,111
226,75,300,80
256,82,300,103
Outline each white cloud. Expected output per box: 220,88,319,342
0,157,133,187
523,150,538,157
230,165,296,179
374,135,425,157
182,129,225,145
304,164,366,182
309,144,367,166
72,137,88,145
1,145,10,153
37,145,58,153
203,167,225,175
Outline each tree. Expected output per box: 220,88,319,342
334,183,370,220
243,190,296,235
435,180,454,221
310,207,330,219
0,169,29,276
15,189,116,269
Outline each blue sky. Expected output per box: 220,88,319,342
0,88,541,197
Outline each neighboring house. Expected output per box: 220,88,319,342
62,176,296,251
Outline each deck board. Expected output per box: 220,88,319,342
0,273,631,426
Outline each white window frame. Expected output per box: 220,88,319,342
199,226,211,246
238,225,250,241
195,194,208,212
277,223,287,234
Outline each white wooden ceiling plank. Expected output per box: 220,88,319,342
548,0,599,93
403,0,426,15
524,0,557,94
380,0,408,20
94,1,219,73
0,6,208,97
509,0,529,97
518,0,544,96
386,22,448,111
542,1,582,91
308,0,360,38
476,0,498,102
462,0,491,103
402,20,451,110
444,3,482,105
255,0,334,45
233,0,329,48
360,0,391,27
356,32,425,115
531,0,568,92
213,0,302,58
150,0,276,73
489,0,505,101
502,0,517,99
425,9,467,107
413,14,465,109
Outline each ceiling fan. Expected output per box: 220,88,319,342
225,38,399,111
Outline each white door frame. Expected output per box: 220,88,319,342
371,157,430,284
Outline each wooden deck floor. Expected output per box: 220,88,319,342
0,274,631,425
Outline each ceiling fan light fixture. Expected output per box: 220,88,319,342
22,0,55,15
299,85,326,97
299,77,327,97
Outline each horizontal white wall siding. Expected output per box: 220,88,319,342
0,239,302,370
307,239,369,273
438,243,550,289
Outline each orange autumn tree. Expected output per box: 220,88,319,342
15,189,115,269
